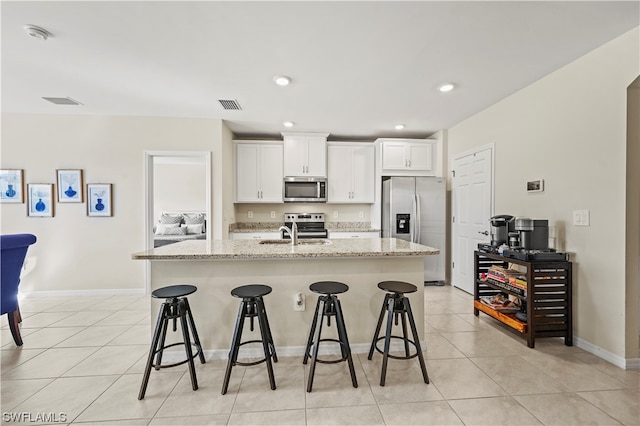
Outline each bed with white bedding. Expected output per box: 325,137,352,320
153,212,206,248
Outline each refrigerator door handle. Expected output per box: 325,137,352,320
415,193,421,243
410,194,418,243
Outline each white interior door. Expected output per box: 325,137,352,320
451,147,493,294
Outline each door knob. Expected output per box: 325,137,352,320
478,231,489,236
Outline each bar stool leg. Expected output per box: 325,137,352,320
303,295,323,365
154,303,171,371
178,300,198,391
183,298,206,364
403,298,429,384
222,301,247,395
334,297,358,388
258,296,278,363
380,296,396,386
256,297,276,391
368,293,390,360
139,303,168,400
306,298,325,392
400,303,411,357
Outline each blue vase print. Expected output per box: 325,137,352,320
5,184,16,198
64,185,77,198
95,198,105,211
35,198,46,212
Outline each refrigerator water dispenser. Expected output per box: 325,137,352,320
396,214,410,234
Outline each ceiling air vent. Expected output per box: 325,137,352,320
42,97,83,105
218,99,242,110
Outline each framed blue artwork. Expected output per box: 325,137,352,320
87,183,112,217
0,169,24,203
57,169,83,202
27,183,54,217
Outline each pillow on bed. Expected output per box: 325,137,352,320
154,223,181,235
183,213,205,225
159,214,184,225
182,223,204,235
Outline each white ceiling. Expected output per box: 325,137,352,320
2,1,638,140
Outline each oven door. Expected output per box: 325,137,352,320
283,178,326,203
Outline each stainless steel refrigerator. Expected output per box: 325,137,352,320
382,176,446,284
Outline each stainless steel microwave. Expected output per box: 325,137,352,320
283,177,327,203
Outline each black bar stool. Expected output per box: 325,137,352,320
303,281,357,392
138,284,205,400
221,284,278,395
368,281,429,386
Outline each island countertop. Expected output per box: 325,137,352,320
132,237,439,260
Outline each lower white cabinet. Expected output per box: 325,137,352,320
230,232,281,240
328,231,380,239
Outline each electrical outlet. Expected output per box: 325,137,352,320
333,211,339,218
248,211,253,219
573,209,589,226
294,292,305,311
359,211,364,219
270,211,276,219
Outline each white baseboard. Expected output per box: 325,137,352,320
574,336,640,370
19,288,146,298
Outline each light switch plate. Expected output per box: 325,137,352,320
573,209,589,226
270,211,276,219
248,211,253,219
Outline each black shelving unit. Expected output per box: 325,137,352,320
474,251,573,348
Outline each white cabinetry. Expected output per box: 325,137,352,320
379,139,436,176
230,232,281,240
328,231,380,239
327,143,375,203
282,132,328,177
234,141,283,203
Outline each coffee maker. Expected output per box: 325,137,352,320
490,215,514,246
515,218,549,250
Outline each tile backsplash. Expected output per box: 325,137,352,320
234,204,374,223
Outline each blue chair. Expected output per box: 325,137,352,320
1,234,37,346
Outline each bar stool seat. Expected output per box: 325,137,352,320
368,280,429,386
222,284,278,395
303,281,357,392
138,284,205,400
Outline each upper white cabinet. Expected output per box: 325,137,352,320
327,143,375,203
282,132,328,177
234,141,283,203
379,139,437,176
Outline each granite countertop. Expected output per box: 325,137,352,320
131,238,438,260
228,222,380,233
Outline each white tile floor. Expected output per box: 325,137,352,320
1,286,638,425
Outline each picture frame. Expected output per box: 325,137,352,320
0,169,25,203
527,178,544,193
87,183,112,216
27,183,54,217
56,169,83,202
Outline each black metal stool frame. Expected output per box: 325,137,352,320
368,289,429,386
221,294,278,395
139,295,205,400
303,292,358,392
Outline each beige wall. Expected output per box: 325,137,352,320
447,27,640,362
0,114,225,293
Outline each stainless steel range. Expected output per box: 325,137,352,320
282,213,327,239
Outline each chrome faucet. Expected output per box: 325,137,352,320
279,221,298,245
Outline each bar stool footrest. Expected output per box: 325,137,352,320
373,335,421,360
306,338,350,364
151,342,203,369
233,339,277,367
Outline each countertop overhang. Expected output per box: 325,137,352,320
132,238,439,260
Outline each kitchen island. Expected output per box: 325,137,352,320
132,238,439,358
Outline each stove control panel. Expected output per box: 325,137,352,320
284,213,325,222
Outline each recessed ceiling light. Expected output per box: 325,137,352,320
394,124,405,130
273,75,291,86
25,25,51,41
438,83,456,93
283,121,295,127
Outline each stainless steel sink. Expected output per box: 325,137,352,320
259,239,332,245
